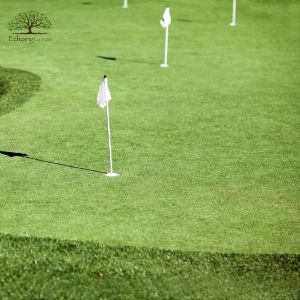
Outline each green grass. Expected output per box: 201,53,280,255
0,67,40,116
0,0,299,253
0,0,300,297
0,77,8,96
0,234,299,300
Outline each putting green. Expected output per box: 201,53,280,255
0,0,299,254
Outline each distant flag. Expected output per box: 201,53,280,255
160,6,171,28
97,75,120,177
123,0,128,8
160,6,171,67
230,0,237,26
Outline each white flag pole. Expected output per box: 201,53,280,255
105,100,113,175
105,96,119,177
230,0,237,26
100,76,119,177
160,25,169,68
123,0,128,8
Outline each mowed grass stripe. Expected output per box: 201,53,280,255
0,233,299,300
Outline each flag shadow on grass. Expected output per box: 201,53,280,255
96,55,157,65
0,150,105,174
176,18,193,23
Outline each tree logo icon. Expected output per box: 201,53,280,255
8,11,52,34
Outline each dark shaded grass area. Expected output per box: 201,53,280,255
0,234,299,300
0,67,40,116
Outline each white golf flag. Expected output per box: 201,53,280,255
96,75,119,177
97,75,111,109
160,6,171,28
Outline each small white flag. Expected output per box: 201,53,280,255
160,6,171,28
97,75,112,109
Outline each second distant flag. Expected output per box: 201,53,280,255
122,3,171,67
160,6,171,68
230,0,237,26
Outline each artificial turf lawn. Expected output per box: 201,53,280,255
0,0,299,255
0,234,299,300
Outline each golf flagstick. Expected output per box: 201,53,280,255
105,99,114,176
162,26,169,67
230,0,237,26
123,0,128,8
160,6,171,67
97,75,120,177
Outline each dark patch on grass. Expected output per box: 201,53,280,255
97,55,117,61
0,66,40,116
81,1,92,5
0,233,299,300
0,150,28,157
96,55,157,65
0,77,9,96
177,18,193,22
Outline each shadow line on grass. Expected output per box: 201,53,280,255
176,18,193,22
96,55,157,65
0,150,105,174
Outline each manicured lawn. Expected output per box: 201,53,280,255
1,0,299,253
0,0,299,297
